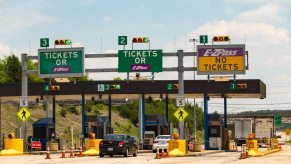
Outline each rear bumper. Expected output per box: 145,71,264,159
100,146,126,155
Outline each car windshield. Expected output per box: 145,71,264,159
156,135,170,139
103,135,125,141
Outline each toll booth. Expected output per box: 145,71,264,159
208,114,222,150
145,114,169,136
32,118,56,151
85,115,113,139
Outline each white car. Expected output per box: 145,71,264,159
152,135,171,153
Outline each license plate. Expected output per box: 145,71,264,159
108,148,113,151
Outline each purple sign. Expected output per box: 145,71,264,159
52,66,71,73
130,64,150,71
198,47,244,57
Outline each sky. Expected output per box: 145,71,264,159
0,0,290,113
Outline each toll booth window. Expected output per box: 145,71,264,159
33,127,47,138
210,128,217,134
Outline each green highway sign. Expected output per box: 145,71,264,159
167,83,173,90
38,47,85,78
274,115,282,126
43,84,50,92
118,49,163,72
118,36,127,45
230,83,237,90
40,38,49,47
199,35,208,44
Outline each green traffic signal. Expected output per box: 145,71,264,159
143,37,149,43
65,39,71,45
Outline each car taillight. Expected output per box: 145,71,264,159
118,141,125,147
153,141,158,143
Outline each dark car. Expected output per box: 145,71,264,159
99,134,138,157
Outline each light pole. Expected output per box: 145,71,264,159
189,38,198,141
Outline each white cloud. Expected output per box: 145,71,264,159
237,4,283,23
103,16,112,22
0,42,10,57
0,9,55,35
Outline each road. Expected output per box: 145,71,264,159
0,145,291,164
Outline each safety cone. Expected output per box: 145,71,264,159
155,148,161,159
60,146,67,158
68,147,75,158
239,151,245,159
45,147,51,159
78,146,84,157
161,147,165,158
166,148,169,158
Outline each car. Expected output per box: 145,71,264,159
152,135,171,153
99,134,138,157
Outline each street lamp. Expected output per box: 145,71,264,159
189,38,198,142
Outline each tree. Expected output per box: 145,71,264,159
27,60,44,83
3,54,21,83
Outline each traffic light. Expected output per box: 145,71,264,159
110,84,121,90
173,84,178,89
132,37,150,43
50,85,60,91
54,39,71,45
8,133,15,139
89,133,95,139
237,83,247,89
212,36,230,42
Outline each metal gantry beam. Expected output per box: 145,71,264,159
25,52,197,74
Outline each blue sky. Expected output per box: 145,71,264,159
0,0,291,113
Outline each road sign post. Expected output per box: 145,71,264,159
177,50,185,139
199,35,208,44
118,50,163,72
19,96,28,107
176,95,185,107
174,107,188,122
38,47,85,78
40,38,49,48
17,107,31,122
118,36,127,45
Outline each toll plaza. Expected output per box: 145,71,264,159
0,79,266,151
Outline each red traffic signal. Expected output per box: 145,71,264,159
213,36,230,42
173,84,178,89
55,39,71,45
237,83,247,89
132,37,150,43
50,85,60,91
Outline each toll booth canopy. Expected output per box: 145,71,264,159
145,114,169,136
85,115,113,139
32,118,55,150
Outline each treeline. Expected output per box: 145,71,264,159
238,110,291,116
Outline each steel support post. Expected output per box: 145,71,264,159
177,50,184,139
139,94,145,141
166,94,169,122
82,94,85,144
204,94,209,150
52,95,56,139
21,53,28,152
109,95,112,126
224,97,227,129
